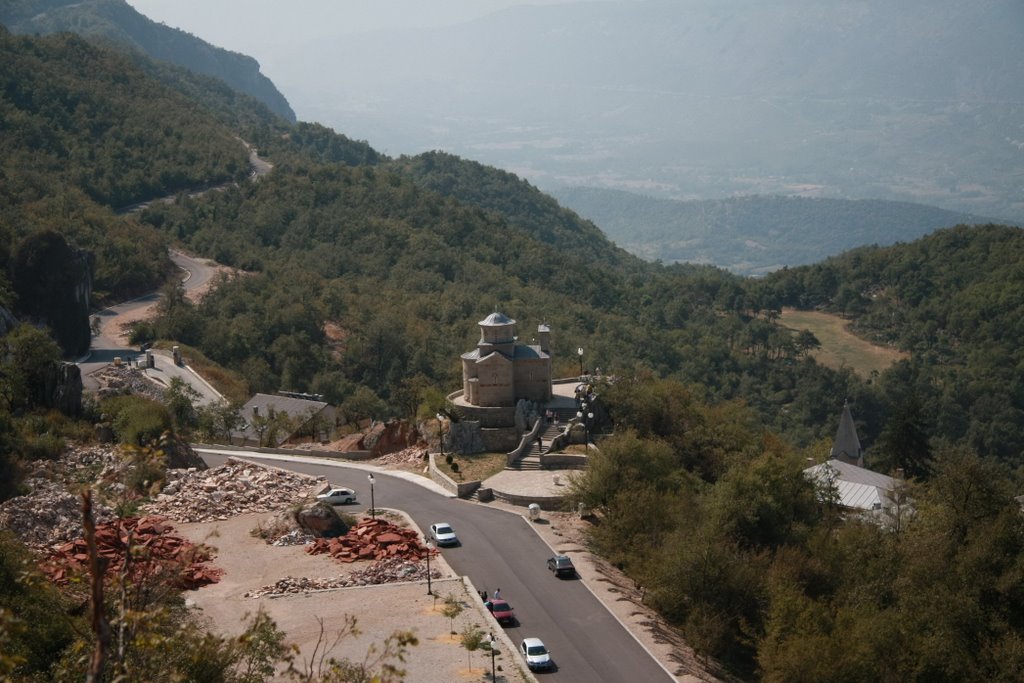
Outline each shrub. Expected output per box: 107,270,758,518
102,395,173,447
21,433,65,461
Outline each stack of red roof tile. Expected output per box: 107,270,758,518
40,515,222,589
306,518,434,564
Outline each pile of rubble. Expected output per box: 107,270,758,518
92,363,166,402
0,445,124,552
243,556,438,598
374,446,429,466
144,459,325,523
40,515,222,589
271,528,317,547
306,518,433,563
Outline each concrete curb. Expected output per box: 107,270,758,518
461,575,539,683
191,448,457,499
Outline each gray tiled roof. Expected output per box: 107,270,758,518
233,393,329,444
243,393,327,416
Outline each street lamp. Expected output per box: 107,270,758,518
489,632,497,681
576,409,594,447
577,346,584,377
436,413,445,458
425,539,434,595
367,473,375,519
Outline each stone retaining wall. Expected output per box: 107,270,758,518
427,452,482,498
191,442,374,461
539,453,588,470
491,489,566,512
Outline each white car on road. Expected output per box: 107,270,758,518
429,522,459,546
316,487,358,505
520,637,554,672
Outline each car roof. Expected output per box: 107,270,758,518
522,637,544,647
433,522,452,528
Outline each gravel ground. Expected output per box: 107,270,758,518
178,511,532,683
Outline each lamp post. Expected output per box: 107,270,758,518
436,413,445,458
489,632,497,681
577,346,584,377
577,408,594,447
367,473,375,520
425,539,434,595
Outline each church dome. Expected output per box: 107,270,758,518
479,312,516,327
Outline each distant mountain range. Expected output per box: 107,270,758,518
551,188,1012,276
0,0,295,121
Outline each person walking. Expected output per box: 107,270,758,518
493,588,501,600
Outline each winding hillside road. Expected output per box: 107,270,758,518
78,250,222,404
80,139,270,397
199,450,676,683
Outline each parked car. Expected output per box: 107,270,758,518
546,554,576,578
429,522,458,546
316,487,357,505
486,598,516,626
520,637,554,672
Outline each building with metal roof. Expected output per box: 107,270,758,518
232,392,335,446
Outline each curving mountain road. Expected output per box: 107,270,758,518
199,451,675,683
78,250,221,400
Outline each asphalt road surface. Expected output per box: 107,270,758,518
79,251,217,392
200,451,674,683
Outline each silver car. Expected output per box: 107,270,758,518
429,522,459,546
316,487,357,505
520,637,553,672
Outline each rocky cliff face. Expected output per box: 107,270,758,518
360,420,422,457
44,362,83,416
11,229,93,357
0,0,296,122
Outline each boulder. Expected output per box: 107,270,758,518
294,501,348,538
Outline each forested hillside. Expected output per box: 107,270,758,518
757,224,1024,463
2,19,1024,683
0,0,295,121
553,188,1002,275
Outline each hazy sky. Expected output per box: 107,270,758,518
127,1,594,57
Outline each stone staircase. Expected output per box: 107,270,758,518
506,412,572,470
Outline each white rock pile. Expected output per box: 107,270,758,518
0,445,122,551
143,458,326,523
243,557,438,598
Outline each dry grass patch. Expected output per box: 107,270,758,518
436,451,508,482
779,308,909,378
152,340,249,402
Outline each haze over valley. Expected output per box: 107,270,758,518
130,0,1024,236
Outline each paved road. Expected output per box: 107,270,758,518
79,250,220,400
200,451,674,683
142,349,223,406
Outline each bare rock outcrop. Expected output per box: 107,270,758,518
294,501,348,538
360,419,422,458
